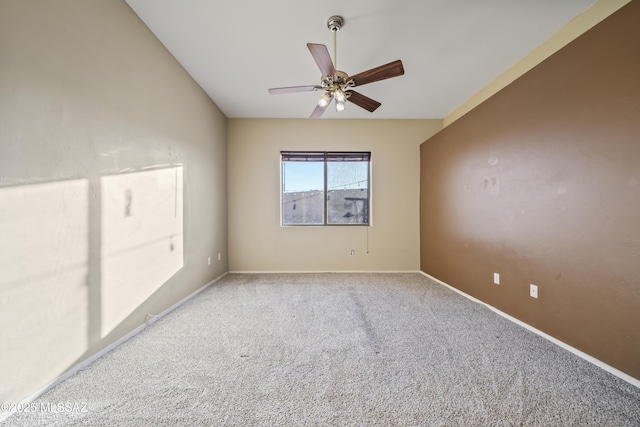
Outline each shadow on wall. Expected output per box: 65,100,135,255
101,166,184,337
0,165,184,403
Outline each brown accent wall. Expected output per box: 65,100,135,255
420,1,640,379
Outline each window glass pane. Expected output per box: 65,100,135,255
327,161,369,224
282,161,324,225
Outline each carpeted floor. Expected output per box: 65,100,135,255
5,273,640,426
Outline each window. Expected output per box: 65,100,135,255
281,151,370,226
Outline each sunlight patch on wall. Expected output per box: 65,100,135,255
0,179,89,401
100,166,183,337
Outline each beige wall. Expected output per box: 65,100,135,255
228,119,441,272
0,0,227,405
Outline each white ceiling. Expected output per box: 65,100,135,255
125,0,596,119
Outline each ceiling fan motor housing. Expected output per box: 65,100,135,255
321,70,353,95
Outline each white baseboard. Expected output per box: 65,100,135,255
0,272,228,423
419,271,640,389
228,270,422,274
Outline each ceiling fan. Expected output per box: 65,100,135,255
268,15,405,118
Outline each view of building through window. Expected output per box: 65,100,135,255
281,152,370,226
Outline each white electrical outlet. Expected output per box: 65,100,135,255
218,253,221,261
207,257,211,265
530,284,538,299
494,273,500,285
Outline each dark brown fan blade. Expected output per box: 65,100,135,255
307,43,336,79
347,91,381,112
269,85,321,95
349,60,404,87
310,103,328,119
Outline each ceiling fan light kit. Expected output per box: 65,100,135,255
268,15,405,118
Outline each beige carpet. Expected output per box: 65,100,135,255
5,273,640,426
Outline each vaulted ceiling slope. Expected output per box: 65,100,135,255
125,0,596,119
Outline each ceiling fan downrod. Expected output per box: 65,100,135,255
327,15,343,70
